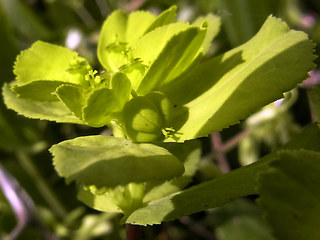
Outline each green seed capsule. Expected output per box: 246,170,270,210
123,92,172,142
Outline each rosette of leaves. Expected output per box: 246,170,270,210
2,6,316,225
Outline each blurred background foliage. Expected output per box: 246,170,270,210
0,0,319,239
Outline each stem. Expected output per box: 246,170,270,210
126,224,141,240
16,151,67,219
217,129,251,153
211,130,251,173
211,132,231,173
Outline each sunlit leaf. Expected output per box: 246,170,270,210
78,140,201,221
125,124,320,225
98,6,177,71
3,83,81,124
193,13,221,53
14,41,91,85
77,187,123,213
97,10,127,72
82,87,119,127
143,140,201,203
78,183,145,218
126,156,269,225
126,6,177,44
82,85,128,128
55,84,88,119
134,25,205,94
132,22,191,66
144,5,177,34
50,135,185,187
162,15,315,142
12,80,66,102
110,72,132,109
63,72,131,127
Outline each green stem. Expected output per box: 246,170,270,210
16,151,67,219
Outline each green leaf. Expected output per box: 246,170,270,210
57,72,131,125
82,75,131,128
97,6,177,71
77,182,145,216
14,41,91,85
78,183,146,223
2,83,81,124
125,11,157,45
193,13,221,53
257,150,320,240
82,87,118,127
125,124,320,225
11,80,66,101
132,22,190,65
97,10,128,72
162,15,315,142
77,187,123,213
50,135,185,188
126,156,269,225
126,6,177,45
144,5,177,34
134,25,206,94
77,141,201,221
143,140,201,203
110,72,132,109
127,6,177,45
55,84,88,119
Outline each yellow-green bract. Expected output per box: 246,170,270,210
123,91,172,142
